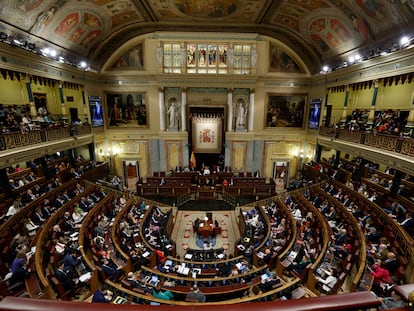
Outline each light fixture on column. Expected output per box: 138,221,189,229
0,32,8,41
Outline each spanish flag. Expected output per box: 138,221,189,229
190,150,196,168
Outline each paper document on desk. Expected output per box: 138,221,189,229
79,272,92,282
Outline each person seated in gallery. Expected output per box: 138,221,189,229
222,178,229,186
92,289,113,303
54,260,79,293
261,248,273,264
370,260,392,297
186,284,206,302
399,212,414,235
10,250,32,285
126,271,142,289
258,274,281,292
153,284,174,301
203,166,210,175
62,248,81,279
100,258,123,282
290,253,313,276
378,290,408,310
315,267,338,294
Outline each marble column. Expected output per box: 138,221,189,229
248,89,255,132
227,88,233,131
181,88,187,131
159,88,165,131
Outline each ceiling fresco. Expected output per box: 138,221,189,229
0,0,413,72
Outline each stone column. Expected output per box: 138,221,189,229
159,88,165,131
181,88,187,131
227,88,233,131
248,89,255,132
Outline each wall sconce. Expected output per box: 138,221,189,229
112,144,120,156
0,32,8,41
12,37,26,47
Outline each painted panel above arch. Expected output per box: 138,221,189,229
109,42,144,70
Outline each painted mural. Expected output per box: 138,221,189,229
105,93,147,128
0,0,414,66
110,43,144,69
266,95,306,128
269,45,302,72
175,0,238,17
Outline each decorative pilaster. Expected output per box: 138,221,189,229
368,80,379,125
26,75,36,117
59,81,66,115
341,84,349,122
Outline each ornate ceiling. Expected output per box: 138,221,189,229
0,0,413,73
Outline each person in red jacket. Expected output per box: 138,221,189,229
370,260,392,297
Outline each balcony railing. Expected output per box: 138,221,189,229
319,126,414,158
0,124,91,151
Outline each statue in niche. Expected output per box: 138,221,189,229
167,98,179,131
235,99,247,131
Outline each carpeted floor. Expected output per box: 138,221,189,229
171,210,240,258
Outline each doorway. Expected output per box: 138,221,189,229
123,160,140,189
70,108,79,124
195,153,221,171
273,161,289,192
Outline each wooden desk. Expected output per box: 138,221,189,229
197,189,216,200
197,220,214,237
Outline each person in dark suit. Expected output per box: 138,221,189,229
78,197,90,211
61,211,76,232
100,258,123,281
399,212,414,234
92,289,113,303
63,249,80,279
126,271,141,288
54,261,77,292
185,284,206,302
54,196,65,209
31,207,46,226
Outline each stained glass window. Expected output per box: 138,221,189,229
163,42,252,75
163,43,181,73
